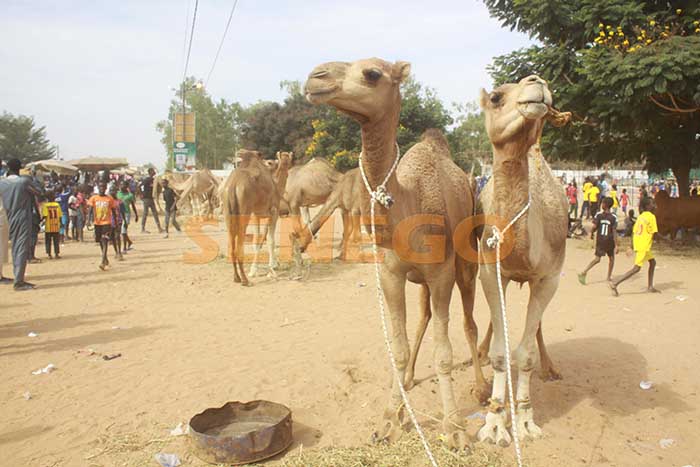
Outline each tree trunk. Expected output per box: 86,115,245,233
671,152,691,199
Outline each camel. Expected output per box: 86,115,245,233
475,75,570,446
222,150,291,285
174,168,220,217
284,157,342,225
305,58,487,449
289,167,363,262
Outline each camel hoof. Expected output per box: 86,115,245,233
471,381,492,406
442,422,470,451
477,411,511,447
539,366,563,382
371,408,405,444
241,280,252,287
233,276,241,283
516,407,543,440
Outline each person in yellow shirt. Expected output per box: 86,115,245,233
580,178,592,219
588,181,601,217
41,190,63,259
610,197,659,296
609,184,619,215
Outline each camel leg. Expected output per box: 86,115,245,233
477,266,512,447
456,258,490,404
338,210,351,260
427,260,468,450
479,323,493,365
301,206,311,225
404,284,431,390
229,218,241,284
372,253,409,444
235,216,251,286
514,274,560,440
266,213,279,278
537,324,562,381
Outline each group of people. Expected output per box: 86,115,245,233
577,193,660,297
0,160,183,291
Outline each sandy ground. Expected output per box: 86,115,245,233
1,213,699,467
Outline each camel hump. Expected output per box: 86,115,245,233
419,129,450,156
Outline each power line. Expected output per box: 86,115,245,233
180,0,192,79
182,0,200,82
205,0,240,87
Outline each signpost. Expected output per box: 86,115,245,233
173,112,196,171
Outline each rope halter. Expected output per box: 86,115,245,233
359,143,400,209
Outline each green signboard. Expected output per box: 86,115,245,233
173,141,196,171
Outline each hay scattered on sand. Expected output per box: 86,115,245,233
256,435,507,467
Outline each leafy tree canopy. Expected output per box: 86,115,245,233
485,0,700,194
0,112,55,164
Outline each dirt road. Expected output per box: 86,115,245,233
1,216,698,467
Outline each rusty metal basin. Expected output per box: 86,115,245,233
188,400,293,465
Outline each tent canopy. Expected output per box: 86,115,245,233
28,159,79,175
68,157,129,171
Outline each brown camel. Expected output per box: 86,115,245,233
175,168,221,217
285,157,342,225
305,57,487,449
222,150,290,285
289,167,363,262
476,75,570,446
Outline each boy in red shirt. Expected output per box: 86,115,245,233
88,181,117,270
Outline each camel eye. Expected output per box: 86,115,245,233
490,93,502,105
363,68,383,82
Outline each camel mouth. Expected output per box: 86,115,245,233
305,86,338,103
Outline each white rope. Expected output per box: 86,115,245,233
486,195,531,467
360,145,439,467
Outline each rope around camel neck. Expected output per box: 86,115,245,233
486,194,531,467
360,144,439,467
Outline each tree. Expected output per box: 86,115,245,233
0,112,56,164
485,0,700,195
447,102,490,174
156,77,244,170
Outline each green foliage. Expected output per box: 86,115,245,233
447,102,489,174
0,112,55,164
485,0,700,194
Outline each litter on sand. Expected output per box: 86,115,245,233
32,364,56,375
23,392,32,400
27,332,38,337
467,412,486,421
639,380,653,390
659,438,675,449
154,453,181,467
357,282,367,287
169,422,188,436
675,295,688,302
102,353,122,361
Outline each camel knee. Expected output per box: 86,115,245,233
514,346,537,372
433,346,454,376
490,354,506,372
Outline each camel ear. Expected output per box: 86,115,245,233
392,61,411,83
479,89,490,110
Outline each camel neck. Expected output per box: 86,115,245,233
359,96,401,190
491,142,530,219
274,164,290,192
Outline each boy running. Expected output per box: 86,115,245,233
610,197,659,296
578,197,618,284
620,188,630,215
42,190,63,259
88,181,116,271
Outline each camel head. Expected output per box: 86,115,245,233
480,75,552,149
276,151,293,170
236,149,264,168
304,58,411,124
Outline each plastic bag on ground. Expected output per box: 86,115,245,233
154,453,181,467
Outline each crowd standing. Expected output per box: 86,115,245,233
0,159,182,291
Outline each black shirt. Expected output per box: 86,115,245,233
141,176,154,199
594,211,617,248
163,187,177,210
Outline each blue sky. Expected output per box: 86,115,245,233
0,0,534,168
